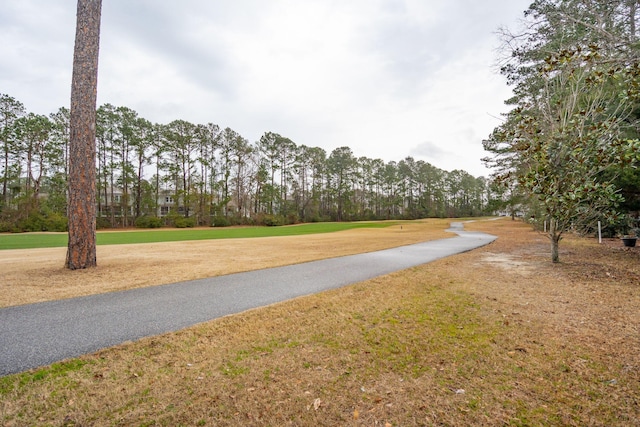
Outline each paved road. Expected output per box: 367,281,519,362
0,223,495,376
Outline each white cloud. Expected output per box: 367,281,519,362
0,0,530,177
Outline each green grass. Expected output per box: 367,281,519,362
0,359,90,395
0,221,398,250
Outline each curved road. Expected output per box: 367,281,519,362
0,223,495,376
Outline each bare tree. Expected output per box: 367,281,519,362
66,0,102,269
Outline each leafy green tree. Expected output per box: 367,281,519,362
487,0,640,262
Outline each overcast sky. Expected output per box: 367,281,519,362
1,0,530,177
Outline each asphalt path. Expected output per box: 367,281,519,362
0,223,496,376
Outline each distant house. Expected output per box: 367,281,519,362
97,187,177,218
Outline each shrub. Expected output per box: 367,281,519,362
43,212,68,232
0,220,11,233
135,216,163,228
286,213,299,225
16,211,68,232
212,216,230,227
17,213,44,232
96,217,111,230
164,213,195,228
262,214,285,227
174,216,196,228
242,216,256,226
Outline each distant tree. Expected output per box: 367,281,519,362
96,104,119,225
369,158,386,217
289,145,323,221
257,132,282,215
229,134,253,220
327,147,356,221
66,0,102,270
113,106,138,226
416,161,445,218
276,135,296,218
0,94,25,210
380,161,400,219
398,157,418,218
49,107,71,184
291,145,311,219
13,113,55,201
163,120,198,218
216,127,240,217
131,116,154,219
195,123,221,224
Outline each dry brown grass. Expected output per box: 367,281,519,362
0,219,452,307
1,218,639,426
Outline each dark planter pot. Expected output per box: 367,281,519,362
622,237,637,247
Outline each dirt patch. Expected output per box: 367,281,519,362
478,252,537,275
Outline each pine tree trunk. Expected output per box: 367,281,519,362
65,0,102,270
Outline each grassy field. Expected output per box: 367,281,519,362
0,221,396,250
0,219,451,308
1,218,639,426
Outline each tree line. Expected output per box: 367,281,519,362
0,94,491,231
484,0,640,262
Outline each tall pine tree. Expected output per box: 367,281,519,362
66,0,102,269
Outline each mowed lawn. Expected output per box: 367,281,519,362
0,221,397,250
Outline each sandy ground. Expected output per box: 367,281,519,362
0,220,453,307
